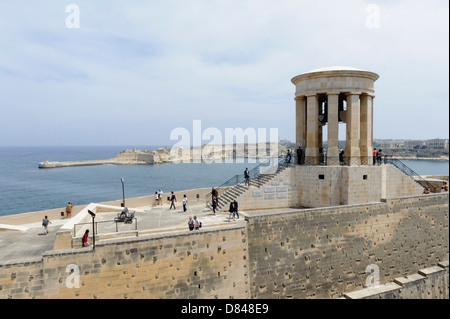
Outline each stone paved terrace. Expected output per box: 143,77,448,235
0,200,252,264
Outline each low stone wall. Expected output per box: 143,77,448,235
343,261,449,299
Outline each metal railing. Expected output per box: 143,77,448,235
73,218,138,237
384,157,436,192
205,157,289,208
298,155,437,192
298,156,386,166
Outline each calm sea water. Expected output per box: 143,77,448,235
0,146,262,217
0,146,448,217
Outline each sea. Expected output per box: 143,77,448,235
0,146,448,217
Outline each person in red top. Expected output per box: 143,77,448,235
82,229,90,247
372,148,377,165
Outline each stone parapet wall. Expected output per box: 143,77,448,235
343,261,449,299
0,222,248,299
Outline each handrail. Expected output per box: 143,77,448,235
384,157,436,192
205,157,288,207
73,218,138,237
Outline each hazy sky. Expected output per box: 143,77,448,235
0,0,448,147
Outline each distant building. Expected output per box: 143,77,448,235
425,139,449,150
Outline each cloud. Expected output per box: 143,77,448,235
0,0,448,146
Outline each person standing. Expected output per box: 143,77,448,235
170,191,177,210
158,189,163,205
339,149,345,165
296,147,302,165
193,216,201,230
42,215,52,235
372,148,378,166
188,216,194,231
65,202,73,218
182,194,188,212
155,191,159,206
377,149,383,165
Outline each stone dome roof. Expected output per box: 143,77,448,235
302,66,365,74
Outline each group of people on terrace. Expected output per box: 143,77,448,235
284,146,388,166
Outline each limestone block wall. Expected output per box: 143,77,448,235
237,167,299,211
236,164,425,210
383,165,425,198
0,222,249,299
245,193,449,299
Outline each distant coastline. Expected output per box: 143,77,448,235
39,143,291,168
38,142,449,169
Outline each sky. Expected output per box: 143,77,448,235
0,0,448,147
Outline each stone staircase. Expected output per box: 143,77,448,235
206,158,290,212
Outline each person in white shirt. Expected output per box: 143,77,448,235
183,194,188,212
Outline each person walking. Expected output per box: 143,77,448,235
244,168,250,187
182,194,188,212
211,187,218,203
286,149,292,163
233,200,239,219
229,201,236,221
212,197,217,214
169,191,177,210
65,202,73,218
82,229,90,247
42,215,52,235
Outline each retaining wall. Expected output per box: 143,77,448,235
0,193,448,299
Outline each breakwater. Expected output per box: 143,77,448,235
38,143,291,168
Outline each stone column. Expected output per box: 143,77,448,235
360,94,374,165
327,93,340,165
295,96,306,152
305,94,320,163
345,92,361,165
